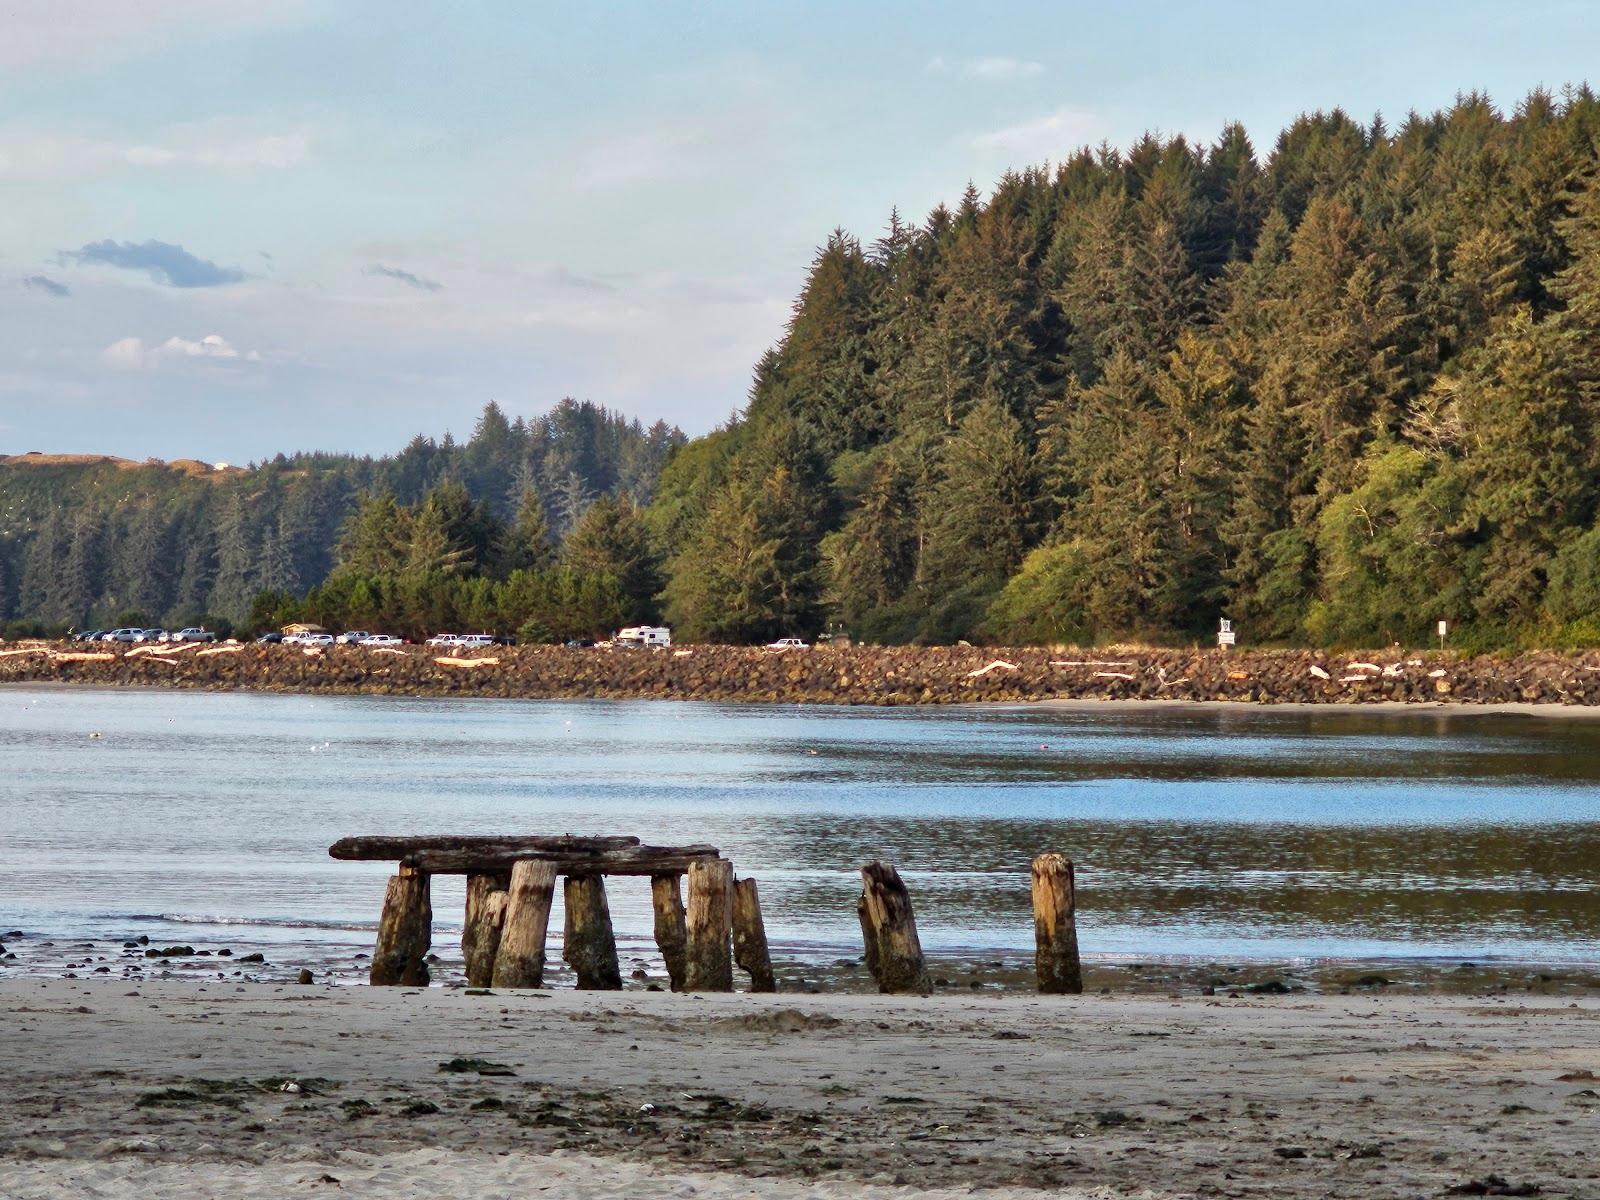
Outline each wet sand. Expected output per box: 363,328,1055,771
2,979,1597,1198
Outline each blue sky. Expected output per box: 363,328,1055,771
3,0,1599,463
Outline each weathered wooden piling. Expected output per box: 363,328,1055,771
859,861,931,995
491,859,557,988
462,872,509,987
731,876,776,993
370,866,432,986
650,872,688,992
562,873,622,990
856,892,880,983
1031,852,1083,994
684,858,734,992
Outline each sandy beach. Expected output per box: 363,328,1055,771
2,980,1597,1198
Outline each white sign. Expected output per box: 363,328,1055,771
1437,620,1449,637
1217,618,1236,647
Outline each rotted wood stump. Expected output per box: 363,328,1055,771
1031,852,1083,994
651,873,688,992
684,858,734,992
859,861,931,995
562,873,622,990
462,872,510,988
492,859,557,988
732,876,776,993
856,892,880,982
370,866,432,986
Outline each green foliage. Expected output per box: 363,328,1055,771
645,86,1600,648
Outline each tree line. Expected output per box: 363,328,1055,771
0,399,682,638
651,87,1600,650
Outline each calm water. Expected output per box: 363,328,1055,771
3,687,1599,978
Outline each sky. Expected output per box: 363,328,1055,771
3,1,1599,464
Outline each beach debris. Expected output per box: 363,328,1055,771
88,732,102,739
684,859,735,992
1051,660,1134,667
435,655,499,668
732,876,776,993
438,1057,516,1076
280,1080,302,1093
1346,661,1382,673
196,645,246,657
52,652,115,663
1309,665,1331,679
1093,671,1136,680
1444,1175,1542,1196
967,659,1018,677
1429,669,1449,678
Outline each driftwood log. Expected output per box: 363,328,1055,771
491,859,557,988
859,861,931,995
731,876,776,992
370,866,432,986
331,835,642,860
1031,853,1083,994
684,858,734,992
462,872,510,987
651,873,688,991
562,874,622,990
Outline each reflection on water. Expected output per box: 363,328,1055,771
2,688,1599,970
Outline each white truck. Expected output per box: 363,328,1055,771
615,625,672,648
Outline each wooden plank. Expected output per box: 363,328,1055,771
401,846,720,876
329,834,642,861
1032,853,1082,995
492,860,557,989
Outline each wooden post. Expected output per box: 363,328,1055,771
732,876,776,993
1032,853,1083,995
856,891,880,985
684,858,734,992
462,872,509,988
370,866,432,986
492,859,557,988
859,861,931,996
562,874,622,990
650,872,688,992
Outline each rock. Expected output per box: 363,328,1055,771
296,969,315,985
237,953,265,963
1273,1145,1308,1159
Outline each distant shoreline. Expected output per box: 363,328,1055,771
3,642,1600,708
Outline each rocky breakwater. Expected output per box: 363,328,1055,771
2,641,1600,706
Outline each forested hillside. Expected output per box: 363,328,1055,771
0,400,682,635
650,88,1600,649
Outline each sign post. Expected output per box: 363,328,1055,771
1217,618,1236,651
1437,619,1448,652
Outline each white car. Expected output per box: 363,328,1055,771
105,628,143,643
300,633,334,647
170,627,216,643
425,633,460,647
454,633,496,649
360,634,404,647
335,630,370,644
766,637,810,650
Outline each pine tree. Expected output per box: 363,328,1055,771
559,494,661,620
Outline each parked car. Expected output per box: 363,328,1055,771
105,628,143,643
425,633,460,647
766,637,810,650
298,633,334,647
170,627,216,643
454,633,497,649
255,631,284,644
359,634,404,647
615,625,672,648
335,630,370,645
71,630,102,642
565,638,595,648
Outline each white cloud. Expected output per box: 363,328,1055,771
0,1,312,70
0,125,312,180
927,56,1044,81
103,333,259,369
971,107,1106,161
